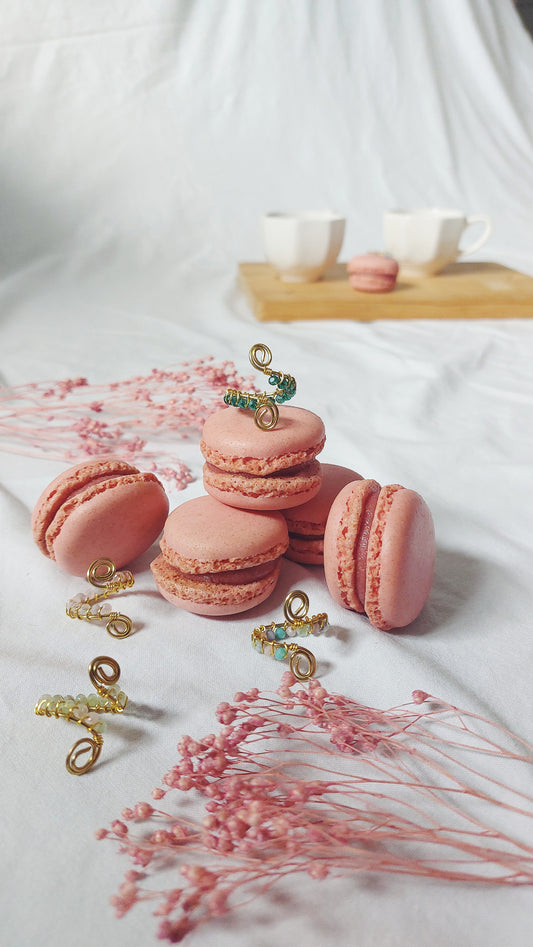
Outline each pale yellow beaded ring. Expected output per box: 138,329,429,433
34,656,128,775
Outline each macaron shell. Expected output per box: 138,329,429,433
200,406,326,475
348,273,396,293
31,458,140,554
49,474,169,576
203,459,322,510
159,495,289,573
284,535,324,565
323,479,380,611
151,553,280,616
365,485,435,630
284,463,363,563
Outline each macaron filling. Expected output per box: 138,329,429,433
200,439,326,476
150,554,281,610
161,560,278,586
159,535,288,575
203,459,322,501
329,480,380,612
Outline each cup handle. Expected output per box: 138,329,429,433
459,215,492,258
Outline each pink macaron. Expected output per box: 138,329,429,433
200,405,326,511
283,463,363,564
347,253,399,293
32,457,169,577
324,479,435,630
150,494,289,616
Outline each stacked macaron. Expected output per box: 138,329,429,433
150,496,289,615
200,405,325,510
150,403,326,616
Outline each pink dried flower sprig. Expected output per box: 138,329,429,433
0,360,256,490
98,675,533,943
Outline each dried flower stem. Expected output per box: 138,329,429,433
0,360,255,489
97,676,533,942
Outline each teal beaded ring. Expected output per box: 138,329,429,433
251,590,328,680
224,343,296,431
34,656,128,775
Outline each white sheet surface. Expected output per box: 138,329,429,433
1,2,533,945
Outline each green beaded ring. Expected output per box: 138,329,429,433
223,343,296,430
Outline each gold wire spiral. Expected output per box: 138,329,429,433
254,400,279,431
288,645,317,681
89,656,120,694
66,736,103,776
87,557,117,587
283,590,310,624
248,342,274,373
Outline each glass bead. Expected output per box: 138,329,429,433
72,704,89,720
297,624,310,637
274,626,286,640
265,627,276,641
274,646,288,661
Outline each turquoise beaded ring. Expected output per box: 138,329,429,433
251,590,328,680
34,656,128,775
224,343,296,430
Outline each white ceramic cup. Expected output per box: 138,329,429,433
383,207,492,278
262,211,346,282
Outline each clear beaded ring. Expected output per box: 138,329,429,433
251,590,328,680
66,557,134,638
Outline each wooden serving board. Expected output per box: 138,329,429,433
239,261,533,321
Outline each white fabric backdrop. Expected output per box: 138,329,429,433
1,2,533,945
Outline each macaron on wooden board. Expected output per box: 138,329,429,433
238,261,533,321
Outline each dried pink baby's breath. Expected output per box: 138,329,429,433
98,675,533,942
0,360,255,489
